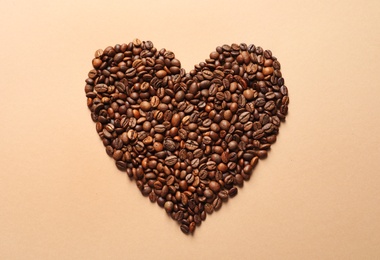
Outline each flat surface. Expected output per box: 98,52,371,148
1,0,380,259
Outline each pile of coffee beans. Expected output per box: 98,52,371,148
84,39,289,234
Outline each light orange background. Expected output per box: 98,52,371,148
1,0,380,259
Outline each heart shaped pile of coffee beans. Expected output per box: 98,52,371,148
84,39,289,234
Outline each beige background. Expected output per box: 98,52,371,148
1,0,380,259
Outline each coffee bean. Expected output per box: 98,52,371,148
209,181,221,193
218,190,229,200
125,67,136,77
199,169,208,180
116,161,127,171
150,96,160,108
228,187,238,197
239,111,250,123
264,101,275,111
204,188,214,199
165,155,177,166
92,58,102,69
243,164,253,175
256,150,268,159
166,175,175,186
164,201,174,213
212,197,222,210
185,173,195,184
243,89,257,101
220,120,230,130
94,84,108,93
153,142,163,152
140,101,151,111
154,124,166,133
156,70,167,79
202,70,213,79
185,140,198,151
217,163,228,173
180,224,189,234
205,203,214,214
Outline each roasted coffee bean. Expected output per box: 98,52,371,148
180,224,189,234
85,40,288,235
204,203,214,214
199,169,208,179
228,187,238,197
154,124,166,133
190,158,200,168
140,101,151,111
185,173,195,184
163,138,176,151
116,161,127,171
150,96,160,108
203,136,212,145
218,190,229,200
185,140,198,150
239,111,250,123
94,84,108,93
166,175,175,186
209,181,221,193
212,197,222,210
264,100,275,111
164,201,174,213
219,120,230,131
165,155,177,166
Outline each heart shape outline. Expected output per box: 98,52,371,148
84,39,289,234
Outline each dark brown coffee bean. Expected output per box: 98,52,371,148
150,96,160,108
185,173,195,184
165,155,177,166
209,181,221,193
156,70,167,79
253,129,265,140
185,140,198,151
140,101,151,111
202,136,212,145
199,169,208,179
256,150,268,159
219,120,230,131
190,158,199,169
116,161,127,171
217,163,228,173
243,89,257,100
206,161,216,170
212,197,222,210
239,111,250,123
164,201,174,213
218,190,229,200
264,101,275,111
204,203,214,214
154,124,166,133
204,188,214,199
228,187,238,197
163,138,176,151
125,67,136,77
180,224,189,234
243,164,253,175
202,70,213,79
166,175,175,186
94,84,108,93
